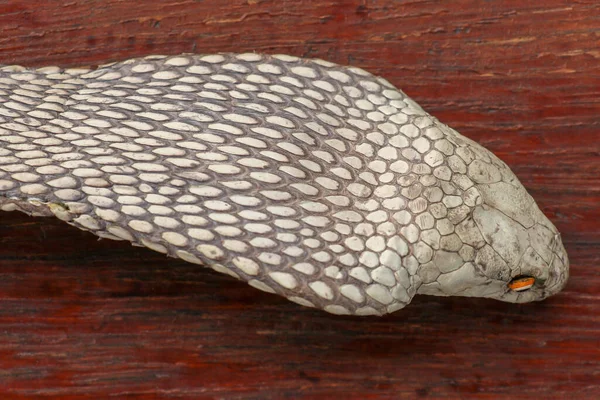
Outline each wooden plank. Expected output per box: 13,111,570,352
1,1,599,398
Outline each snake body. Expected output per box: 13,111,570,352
0,54,568,315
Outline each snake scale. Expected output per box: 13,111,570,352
0,53,569,316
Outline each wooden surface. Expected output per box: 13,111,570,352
1,1,599,398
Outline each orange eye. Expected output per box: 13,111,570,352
508,276,536,292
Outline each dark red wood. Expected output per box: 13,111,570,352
0,1,599,398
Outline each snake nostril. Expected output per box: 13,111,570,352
508,276,536,292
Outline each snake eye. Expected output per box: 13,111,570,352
508,276,536,292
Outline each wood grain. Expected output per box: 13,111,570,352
1,1,599,398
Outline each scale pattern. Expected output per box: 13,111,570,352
0,54,568,315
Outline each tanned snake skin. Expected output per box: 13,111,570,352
0,53,569,316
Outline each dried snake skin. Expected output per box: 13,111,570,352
0,54,569,316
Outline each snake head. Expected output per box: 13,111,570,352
468,180,569,303
418,177,569,303
415,132,569,304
